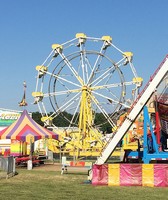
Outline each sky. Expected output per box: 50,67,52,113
0,0,168,112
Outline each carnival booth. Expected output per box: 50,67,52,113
0,110,59,165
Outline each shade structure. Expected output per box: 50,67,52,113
0,110,59,143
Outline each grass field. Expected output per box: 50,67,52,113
0,167,168,200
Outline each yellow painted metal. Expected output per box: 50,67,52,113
32,92,44,103
112,126,117,132
76,33,87,39
44,99,149,158
122,91,126,97
123,52,133,64
41,116,53,122
41,116,53,126
32,92,44,97
76,33,87,46
36,65,48,72
132,77,143,83
77,86,98,156
79,86,90,134
69,149,122,157
52,44,63,50
133,77,143,87
82,93,104,146
38,84,107,158
35,65,48,78
52,44,63,56
47,139,60,153
41,127,123,158
101,35,112,42
123,52,133,57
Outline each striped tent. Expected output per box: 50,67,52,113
0,110,59,143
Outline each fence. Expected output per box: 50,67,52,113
0,156,15,178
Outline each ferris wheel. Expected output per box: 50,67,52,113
32,33,143,135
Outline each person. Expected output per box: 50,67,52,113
132,127,139,140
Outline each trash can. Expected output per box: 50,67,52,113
27,160,33,170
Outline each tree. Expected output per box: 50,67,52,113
32,111,113,133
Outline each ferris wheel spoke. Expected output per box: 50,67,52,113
58,52,84,85
54,76,81,97
93,90,120,104
91,81,134,91
52,92,81,119
92,83,124,105
83,55,94,83
116,57,125,66
103,71,125,98
46,71,81,88
89,66,115,87
110,42,124,54
44,88,81,97
55,78,74,95
57,92,81,112
129,62,138,77
41,50,55,66
35,75,44,93
92,91,130,108
36,101,47,117
78,43,87,85
84,59,89,84
86,39,117,86
117,58,138,79
67,98,81,129
89,93,116,127
87,44,106,85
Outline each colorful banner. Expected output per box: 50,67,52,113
120,164,142,186
142,164,154,187
154,164,168,187
0,110,21,126
92,164,108,185
92,164,168,187
108,164,120,186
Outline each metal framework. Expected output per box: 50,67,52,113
96,55,168,165
32,33,142,153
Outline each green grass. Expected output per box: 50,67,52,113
0,169,168,200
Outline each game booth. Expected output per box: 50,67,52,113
0,109,59,167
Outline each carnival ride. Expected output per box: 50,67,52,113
90,65,168,186
32,33,143,157
95,55,168,165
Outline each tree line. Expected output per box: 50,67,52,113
32,111,113,133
